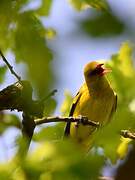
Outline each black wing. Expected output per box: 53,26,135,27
108,93,117,123
64,91,81,136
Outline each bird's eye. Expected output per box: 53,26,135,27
88,69,98,76
89,64,104,76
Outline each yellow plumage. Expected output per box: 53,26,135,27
64,61,117,151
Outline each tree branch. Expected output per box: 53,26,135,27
16,116,99,156
0,50,21,81
40,89,57,103
18,113,35,157
120,130,135,140
34,116,100,127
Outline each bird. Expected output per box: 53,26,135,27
64,61,117,151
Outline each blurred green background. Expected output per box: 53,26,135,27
0,0,135,179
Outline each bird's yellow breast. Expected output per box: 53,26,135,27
70,83,115,148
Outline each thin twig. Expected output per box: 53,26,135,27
0,50,21,81
40,89,57,103
99,176,114,180
120,130,135,140
35,116,100,127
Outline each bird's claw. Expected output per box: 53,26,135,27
78,115,89,125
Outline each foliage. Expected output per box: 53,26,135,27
0,0,135,179
13,43,135,179
36,0,53,16
0,140,104,180
80,12,125,37
0,0,54,97
93,42,135,162
69,0,109,11
0,113,21,135
31,42,135,178
0,66,7,83
60,90,73,117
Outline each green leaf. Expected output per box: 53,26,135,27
43,97,57,116
69,0,109,11
36,0,53,16
0,113,21,135
86,0,109,11
22,140,104,179
60,90,73,116
13,11,53,97
81,12,124,37
0,164,11,180
0,66,7,84
33,123,64,142
45,28,56,40
0,0,28,50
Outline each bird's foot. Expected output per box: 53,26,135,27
78,115,100,127
78,115,89,125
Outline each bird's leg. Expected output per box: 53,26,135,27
78,115,100,128
74,115,83,128
75,115,91,129
78,115,89,126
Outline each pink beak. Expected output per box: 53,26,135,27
97,63,112,76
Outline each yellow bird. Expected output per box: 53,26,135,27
64,61,117,151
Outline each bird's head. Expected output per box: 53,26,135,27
84,61,111,78
84,61,112,90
